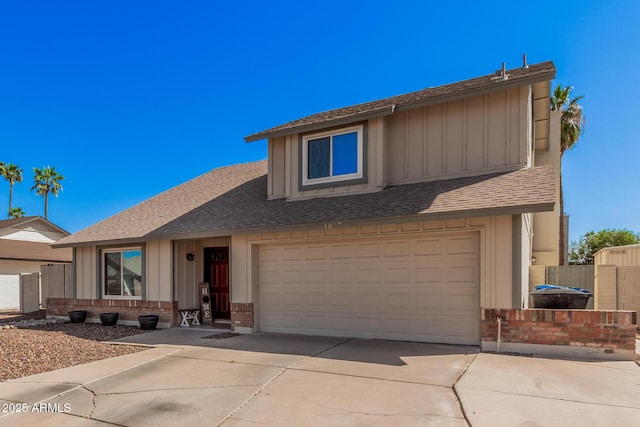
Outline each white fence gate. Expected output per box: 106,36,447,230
0,274,20,310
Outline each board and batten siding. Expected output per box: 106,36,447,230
146,240,172,301
268,86,530,201
74,241,173,302
174,237,230,309
385,87,528,185
268,116,386,201
75,246,98,299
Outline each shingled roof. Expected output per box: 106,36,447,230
54,161,268,247
245,61,556,142
55,160,556,247
0,239,72,262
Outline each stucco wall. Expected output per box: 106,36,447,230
0,259,51,275
595,264,640,318
594,245,640,266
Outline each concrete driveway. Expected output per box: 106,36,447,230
0,330,639,426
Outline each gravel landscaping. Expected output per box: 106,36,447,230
0,310,151,382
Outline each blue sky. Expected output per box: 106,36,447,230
1,1,638,245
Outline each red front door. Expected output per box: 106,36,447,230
205,247,230,319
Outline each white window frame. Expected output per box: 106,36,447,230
301,124,364,186
102,247,143,300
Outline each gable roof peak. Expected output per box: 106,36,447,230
245,60,555,142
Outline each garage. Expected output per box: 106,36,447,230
258,232,480,345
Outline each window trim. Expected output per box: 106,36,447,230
300,124,366,189
100,246,144,300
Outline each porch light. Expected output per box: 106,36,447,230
186,253,195,261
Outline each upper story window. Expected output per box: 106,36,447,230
103,247,143,299
301,125,364,187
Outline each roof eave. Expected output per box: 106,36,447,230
75,201,555,245
244,106,395,142
393,69,556,114
52,236,148,249
244,67,556,143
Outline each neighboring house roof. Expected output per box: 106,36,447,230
0,240,72,263
0,216,72,262
0,216,70,238
54,160,556,247
245,61,556,142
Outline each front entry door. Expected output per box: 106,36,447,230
204,247,230,319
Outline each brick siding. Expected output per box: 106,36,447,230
47,298,178,326
482,308,637,351
230,303,254,330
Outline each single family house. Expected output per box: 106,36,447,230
52,60,561,346
0,216,72,309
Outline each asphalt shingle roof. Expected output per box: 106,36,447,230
245,61,556,142
55,160,556,247
0,240,72,262
54,161,268,247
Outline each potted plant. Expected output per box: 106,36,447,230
99,312,119,326
68,310,87,323
138,315,159,330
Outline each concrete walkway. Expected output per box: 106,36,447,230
0,330,639,426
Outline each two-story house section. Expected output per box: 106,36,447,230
53,61,559,346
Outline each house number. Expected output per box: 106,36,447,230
324,222,340,230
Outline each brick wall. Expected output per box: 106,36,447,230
230,303,253,331
481,308,637,360
47,298,178,327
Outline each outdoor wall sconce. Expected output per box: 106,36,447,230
186,253,195,261
531,256,537,264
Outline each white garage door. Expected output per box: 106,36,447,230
259,233,480,345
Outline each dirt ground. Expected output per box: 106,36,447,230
0,310,150,382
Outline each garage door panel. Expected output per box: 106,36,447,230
356,243,382,259
304,245,327,260
259,233,480,345
414,238,444,256
415,266,444,283
384,267,412,283
383,240,412,257
357,268,383,283
447,235,479,255
329,268,354,283
329,244,354,259
446,263,479,283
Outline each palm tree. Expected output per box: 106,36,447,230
550,84,585,265
31,166,64,219
8,207,25,218
0,162,23,218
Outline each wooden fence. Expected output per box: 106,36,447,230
40,264,73,308
544,265,595,309
19,272,40,313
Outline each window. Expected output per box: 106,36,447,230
103,248,143,298
302,125,364,186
